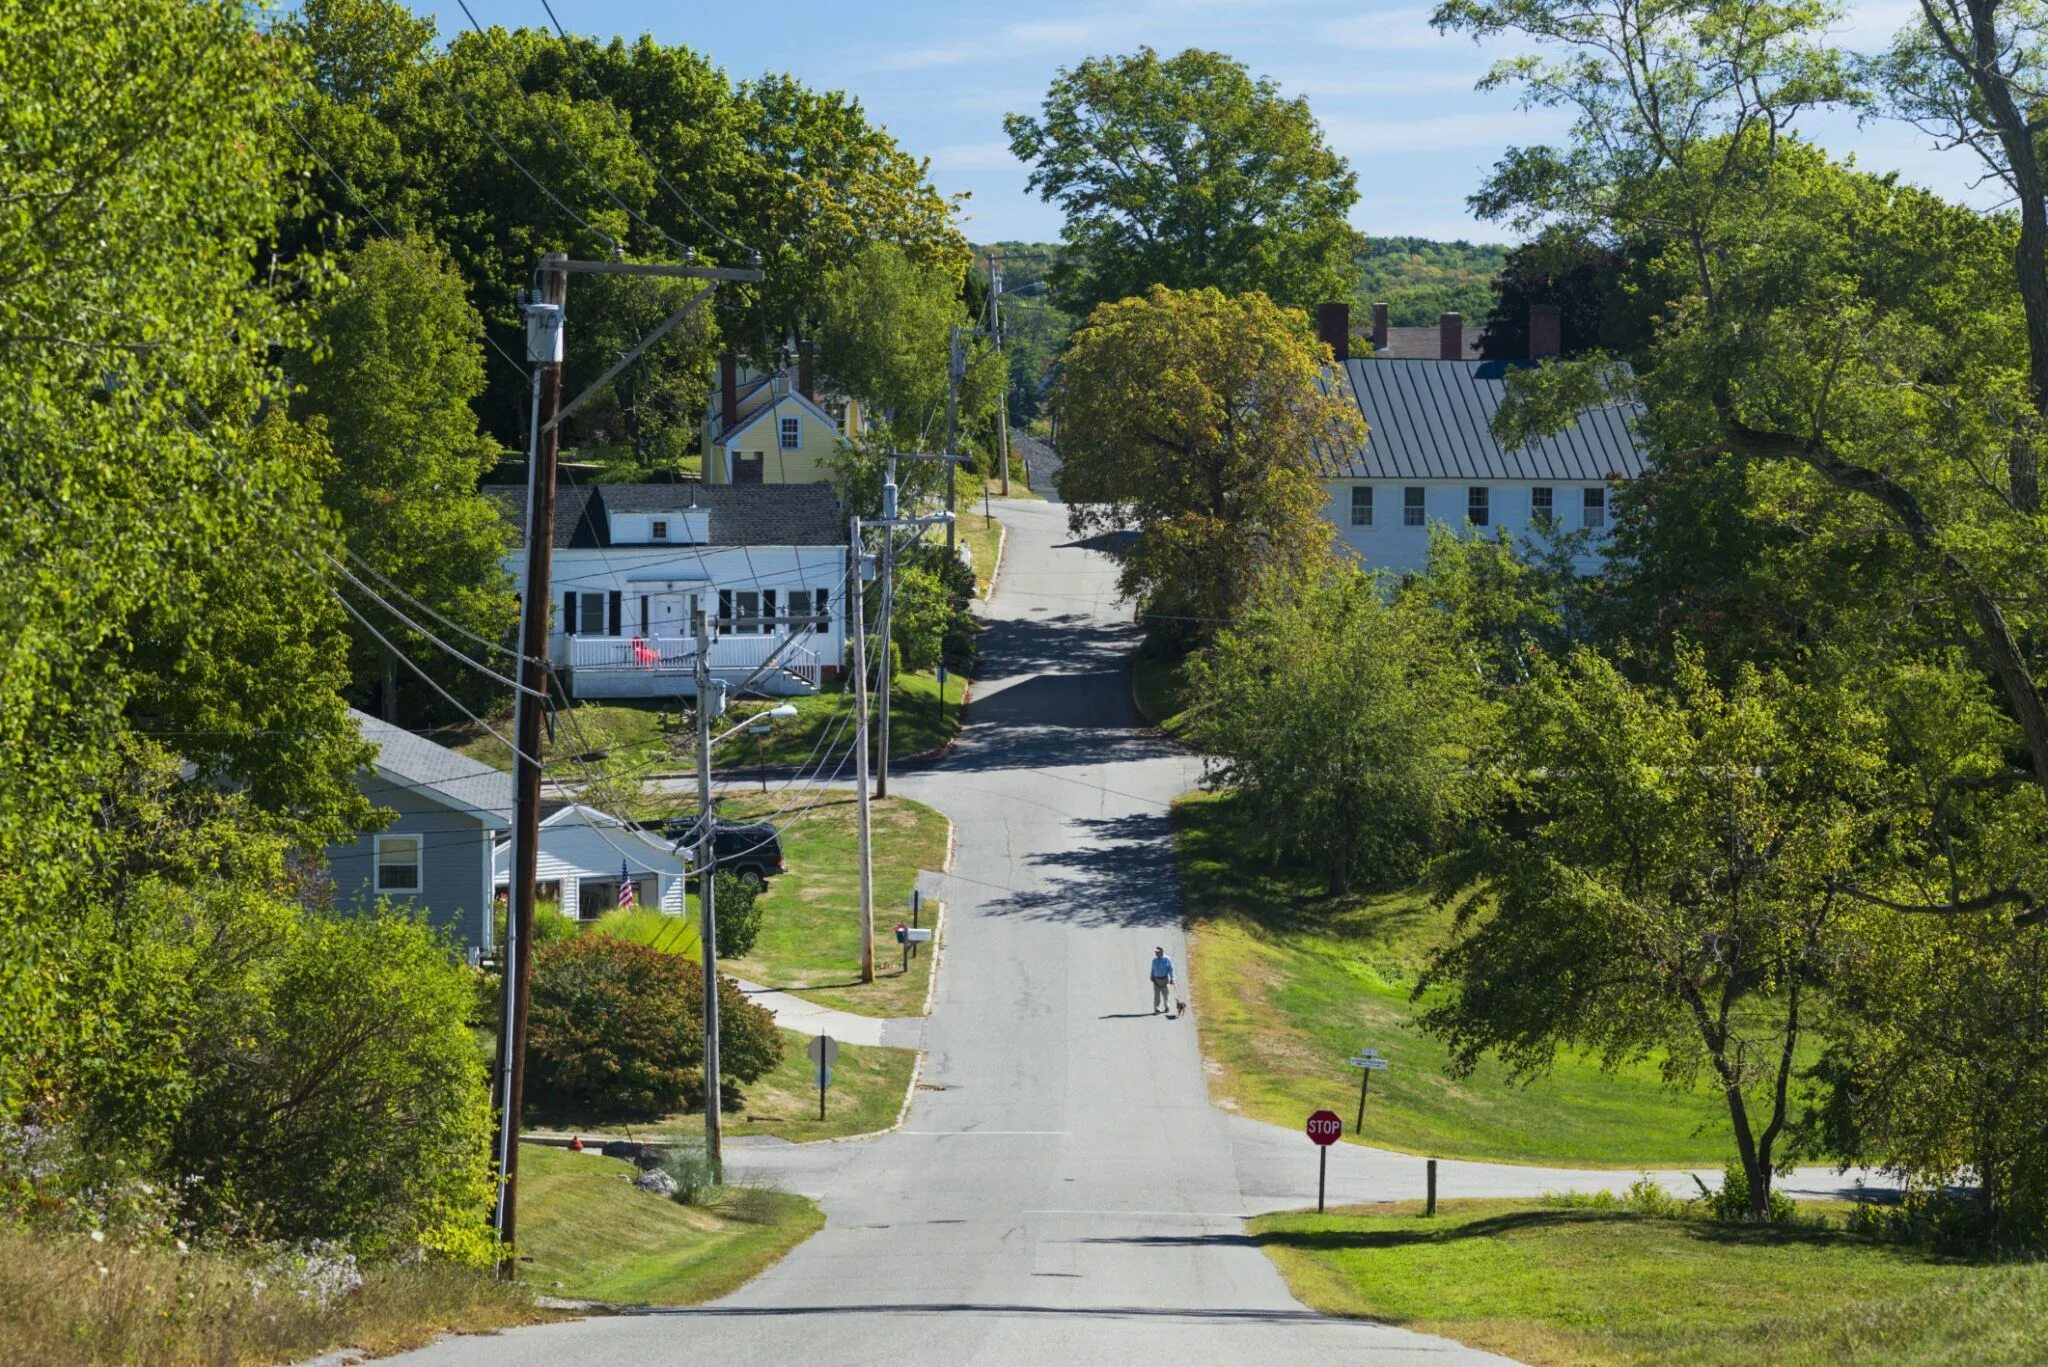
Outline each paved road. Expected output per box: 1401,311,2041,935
398,499,1509,1364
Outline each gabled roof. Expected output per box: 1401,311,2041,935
1316,358,1645,483
715,388,839,449
350,709,512,827
487,482,845,549
1375,327,1485,360
491,802,688,877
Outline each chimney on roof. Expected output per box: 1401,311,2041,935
1316,302,1350,363
719,351,738,434
1371,302,1389,350
798,339,816,402
1529,302,1562,360
1439,311,1464,361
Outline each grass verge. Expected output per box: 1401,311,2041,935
518,1144,821,1305
726,670,966,771
0,1226,542,1365
1132,650,1194,738
1178,790,1733,1166
957,510,1004,597
1254,1198,2045,1366
721,793,950,1017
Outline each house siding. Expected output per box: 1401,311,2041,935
328,774,493,949
1324,478,1612,577
492,808,690,928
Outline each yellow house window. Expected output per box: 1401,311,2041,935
779,417,800,449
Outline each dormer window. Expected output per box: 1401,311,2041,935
652,519,669,540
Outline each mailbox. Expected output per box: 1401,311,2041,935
893,923,908,944
903,928,934,945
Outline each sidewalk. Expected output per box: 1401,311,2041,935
734,978,926,1050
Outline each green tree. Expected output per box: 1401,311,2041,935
1189,563,1489,894
888,564,953,675
1005,48,1362,316
295,236,515,723
1422,650,1886,1219
1054,286,1360,637
818,243,987,446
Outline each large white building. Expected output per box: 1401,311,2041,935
490,481,849,700
1312,302,1646,576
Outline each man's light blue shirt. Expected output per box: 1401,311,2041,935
1150,954,1174,981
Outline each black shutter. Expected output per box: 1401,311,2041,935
762,589,777,621
608,591,622,636
639,595,649,635
718,590,733,628
816,587,829,627
563,591,578,634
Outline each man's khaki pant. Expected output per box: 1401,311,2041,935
1153,977,1172,1012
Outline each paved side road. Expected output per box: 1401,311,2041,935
393,499,1512,1365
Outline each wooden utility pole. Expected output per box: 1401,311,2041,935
945,325,962,560
876,458,896,799
990,249,1010,497
849,516,876,983
494,252,568,1274
694,608,724,1172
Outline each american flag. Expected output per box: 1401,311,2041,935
617,861,635,909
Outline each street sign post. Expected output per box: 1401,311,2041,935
1307,1109,1342,1213
1346,1048,1391,1132
808,1035,839,1119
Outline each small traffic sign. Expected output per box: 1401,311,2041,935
1306,1110,1343,1146
1348,1057,1390,1070
807,1035,840,1066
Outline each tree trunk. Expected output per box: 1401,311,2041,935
382,650,400,725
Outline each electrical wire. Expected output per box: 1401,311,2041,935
426,65,623,257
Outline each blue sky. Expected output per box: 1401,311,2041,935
425,1,1995,246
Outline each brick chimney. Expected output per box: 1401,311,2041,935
1439,311,1464,360
1529,302,1562,360
1371,301,1390,350
1316,302,1350,363
798,339,816,401
718,351,738,435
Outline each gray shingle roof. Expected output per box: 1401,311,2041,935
350,709,512,825
1317,358,1645,483
487,482,845,549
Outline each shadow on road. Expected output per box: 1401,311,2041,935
973,812,1184,929
628,1301,1342,1324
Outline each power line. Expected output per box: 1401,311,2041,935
453,1,693,258
426,64,624,257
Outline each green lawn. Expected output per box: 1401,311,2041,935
1254,1199,2046,1366
957,510,1004,596
1177,790,1734,1166
722,793,951,1018
517,1144,821,1305
724,669,966,770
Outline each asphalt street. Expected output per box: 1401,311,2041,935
395,499,1514,1364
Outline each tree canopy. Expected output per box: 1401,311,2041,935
1005,48,1363,317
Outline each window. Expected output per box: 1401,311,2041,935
733,452,764,484
374,834,421,893
1467,486,1490,527
788,588,830,628
733,589,761,633
1531,486,1554,526
576,591,606,636
651,519,669,540
1584,485,1607,529
1349,485,1373,527
779,417,801,449
1403,487,1425,526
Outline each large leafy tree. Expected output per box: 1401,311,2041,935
1054,286,1362,636
1189,563,1488,894
295,237,515,723
817,242,997,448
1424,651,1888,1218
1005,48,1363,316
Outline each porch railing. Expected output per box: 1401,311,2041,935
562,628,820,691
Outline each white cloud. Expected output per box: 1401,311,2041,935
925,141,1023,172
1321,7,1457,51
1323,110,1564,153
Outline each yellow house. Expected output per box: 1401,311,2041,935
700,353,863,485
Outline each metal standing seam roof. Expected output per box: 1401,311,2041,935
1316,358,1646,483
349,708,513,826
487,482,846,549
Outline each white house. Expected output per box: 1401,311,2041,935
493,802,692,924
1311,302,1647,577
489,481,849,701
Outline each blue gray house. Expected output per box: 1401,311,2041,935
326,709,511,951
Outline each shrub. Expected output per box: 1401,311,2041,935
1701,1160,1798,1224
169,907,498,1265
591,906,699,958
524,936,782,1121
714,872,763,959
652,1139,720,1206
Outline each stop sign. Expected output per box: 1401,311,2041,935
1306,1109,1343,1146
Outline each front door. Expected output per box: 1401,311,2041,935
648,591,699,635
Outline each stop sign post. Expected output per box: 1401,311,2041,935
1307,1109,1342,1212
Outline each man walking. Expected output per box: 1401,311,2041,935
1149,946,1175,1016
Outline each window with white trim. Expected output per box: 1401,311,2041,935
651,519,669,540
1403,487,1425,526
779,416,801,449
576,591,605,636
374,834,421,893
1584,485,1607,529
1467,486,1490,527
1531,486,1554,527
1349,485,1373,526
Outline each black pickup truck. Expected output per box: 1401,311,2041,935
655,816,784,888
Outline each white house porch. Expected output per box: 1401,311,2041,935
556,626,822,700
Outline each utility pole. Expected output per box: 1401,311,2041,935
492,251,760,1272
494,252,567,1275
694,608,723,1173
990,249,1010,497
849,516,876,983
876,458,896,799
945,325,963,560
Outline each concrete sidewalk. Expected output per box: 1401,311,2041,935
734,979,926,1050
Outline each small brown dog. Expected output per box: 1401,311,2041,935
1175,997,1188,1017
